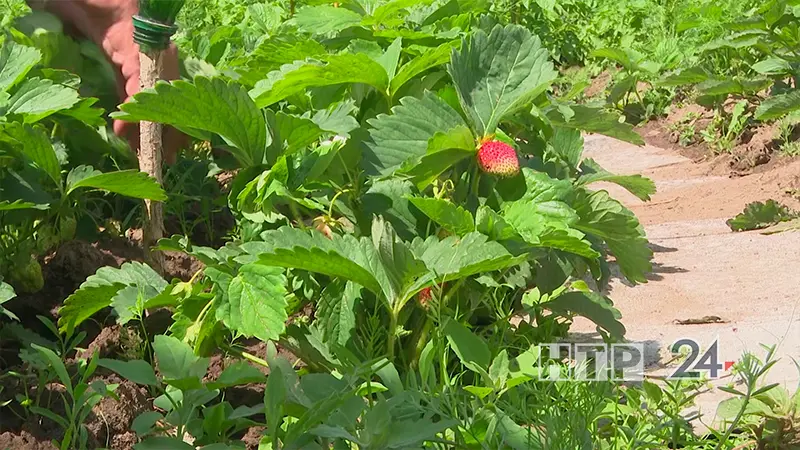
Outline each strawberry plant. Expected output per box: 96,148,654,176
62,24,654,412
0,39,165,295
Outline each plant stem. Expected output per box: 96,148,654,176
387,307,399,360
139,49,166,274
224,344,270,369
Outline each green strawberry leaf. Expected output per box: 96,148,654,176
221,264,288,342
573,190,652,284
240,227,390,300
377,37,403,82
727,200,795,231
66,165,166,201
112,77,269,167
316,280,360,348
0,42,42,93
544,291,625,339
364,91,467,175
503,202,600,259
398,125,475,189
390,41,457,96
752,57,791,76
292,5,363,35
0,123,61,188
58,262,168,334
250,54,389,108
548,127,584,171
227,35,327,86
410,232,524,283
267,111,323,162
547,103,644,146
755,89,800,121
408,196,475,236
311,99,359,137
448,24,557,136
6,78,80,123
577,158,656,201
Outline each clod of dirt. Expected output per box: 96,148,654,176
85,375,151,450
77,325,124,361
0,430,57,450
242,426,265,450
163,250,204,281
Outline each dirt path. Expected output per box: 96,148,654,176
573,135,800,426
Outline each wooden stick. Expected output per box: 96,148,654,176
139,49,165,274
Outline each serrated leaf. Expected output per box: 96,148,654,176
577,158,656,201
7,77,80,123
544,291,625,338
547,104,644,145
311,100,359,137
317,280,360,348
377,38,403,82
240,227,388,299
448,24,557,136
657,67,712,86
697,77,771,97
251,54,388,108
412,232,523,281
0,122,61,188
573,190,652,284
756,90,800,121
390,41,456,96
752,57,791,75
503,202,600,259
727,200,795,231
362,178,423,241
223,264,288,342
58,262,167,334
228,36,327,86
408,196,475,236
364,91,467,175
589,47,636,70
372,217,428,303
65,165,166,200
267,111,323,162
0,42,42,93
293,5,363,35
548,127,584,170
113,77,268,167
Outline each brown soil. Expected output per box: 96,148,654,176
639,103,793,177
585,70,613,99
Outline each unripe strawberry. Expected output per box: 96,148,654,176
477,140,520,178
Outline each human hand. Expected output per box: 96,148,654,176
36,0,182,162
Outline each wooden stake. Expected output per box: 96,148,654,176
139,49,165,274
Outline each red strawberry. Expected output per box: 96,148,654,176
418,287,433,308
477,140,520,178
